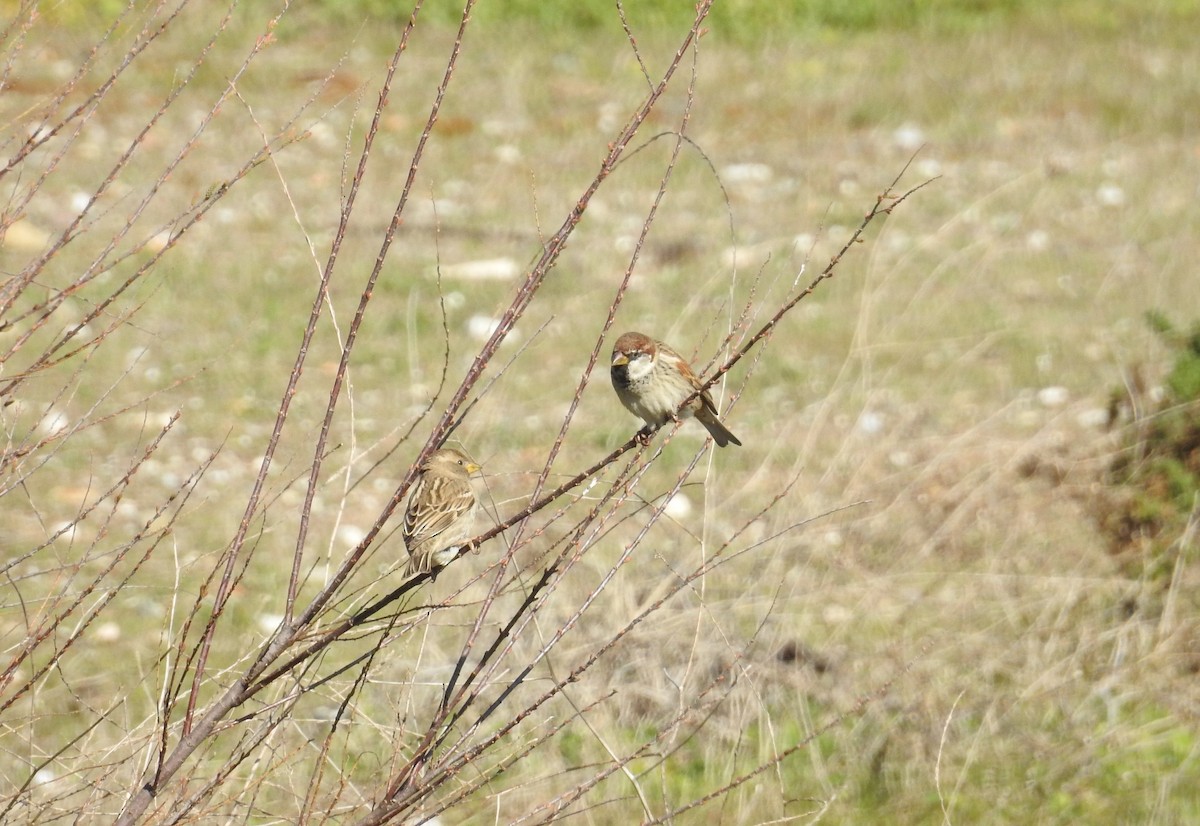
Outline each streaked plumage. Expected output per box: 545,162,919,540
610,331,742,448
402,448,481,575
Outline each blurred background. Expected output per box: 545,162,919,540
1,0,1197,822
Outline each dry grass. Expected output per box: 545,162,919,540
1,1,1198,823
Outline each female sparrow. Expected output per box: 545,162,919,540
402,447,481,575
610,331,742,447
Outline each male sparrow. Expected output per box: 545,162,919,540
402,447,482,574
610,331,742,447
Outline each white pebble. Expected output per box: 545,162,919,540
722,162,773,184
39,407,68,436
95,622,121,642
792,233,816,253
467,315,500,341
442,258,519,281
116,500,142,520
308,121,338,148
1096,183,1125,207
1026,230,1051,251
823,604,852,623
494,144,521,164
3,218,51,250
337,524,366,548
856,410,885,434
1077,408,1109,428
915,157,942,178
258,613,285,634
1036,386,1070,407
663,493,693,520
892,122,925,151
142,230,171,253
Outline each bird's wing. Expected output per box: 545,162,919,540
404,476,474,544
660,341,723,417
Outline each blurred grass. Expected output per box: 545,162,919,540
16,0,1200,36
2,0,1199,821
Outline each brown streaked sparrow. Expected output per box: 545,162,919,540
402,447,481,575
610,331,742,448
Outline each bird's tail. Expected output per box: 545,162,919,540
698,410,742,447
404,553,433,577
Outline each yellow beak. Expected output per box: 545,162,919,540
465,462,482,474
611,353,629,367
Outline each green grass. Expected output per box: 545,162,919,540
17,0,1200,39
291,0,1200,38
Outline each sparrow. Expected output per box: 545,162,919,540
610,331,742,447
402,447,481,575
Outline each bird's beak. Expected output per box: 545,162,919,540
466,462,482,474
611,352,629,367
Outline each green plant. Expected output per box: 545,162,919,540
1103,312,1200,569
